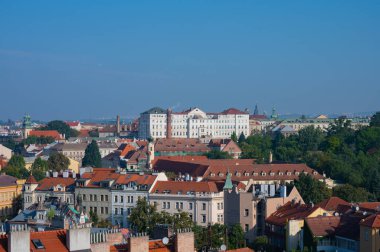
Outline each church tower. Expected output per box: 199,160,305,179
22,114,32,139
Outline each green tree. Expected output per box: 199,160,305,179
128,197,159,233
370,111,380,127
332,184,370,202
228,224,245,249
240,134,272,162
82,140,101,167
231,132,238,142
23,136,55,145
89,210,99,226
48,152,70,172
2,155,29,179
31,157,49,181
294,173,332,204
252,236,269,251
298,126,324,153
210,224,227,249
206,150,233,159
40,120,79,139
47,208,55,220
238,132,246,143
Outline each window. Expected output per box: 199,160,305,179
217,214,224,222
101,195,104,201
90,194,93,201
201,214,206,223
101,207,104,214
189,214,193,220
189,203,193,210
167,202,170,209
176,202,179,209
163,202,166,209
94,207,97,214
105,207,108,214
115,208,118,215
94,195,97,201
202,203,206,210
120,208,124,215
114,195,118,203
105,195,109,201
244,209,249,217
120,196,124,203
245,224,249,232
180,202,183,209
131,196,134,203
83,194,86,201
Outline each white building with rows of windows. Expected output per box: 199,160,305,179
138,107,250,139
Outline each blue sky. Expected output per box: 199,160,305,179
0,1,379,120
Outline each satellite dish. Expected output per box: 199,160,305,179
220,244,227,251
162,237,169,245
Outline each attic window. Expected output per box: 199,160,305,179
219,173,224,177
253,173,258,176
279,172,284,176
261,172,266,176
235,172,241,177
210,173,215,177
295,172,300,175
287,172,292,176
32,239,45,249
313,171,318,175
270,172,274,176
244,173,249,177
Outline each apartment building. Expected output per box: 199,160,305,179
149,181,224,226
138,107,250,139
23,173,76,210
0,175,24,218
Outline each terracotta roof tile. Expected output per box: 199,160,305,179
151,181,220,194
80,168,119,187
266,202,323,226
360,213,380,228
29,130,64,140
317,197,350,212
358,202,380,211
25,174,38,184
305,216,341,237
35,177,75,191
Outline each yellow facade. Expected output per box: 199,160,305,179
0,179,25,219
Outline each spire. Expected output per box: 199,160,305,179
25,174,38,184
223,169,233,191
253,104,259,115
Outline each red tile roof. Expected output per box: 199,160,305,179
29,130,64,140
249,114,268,120
360,213,380,228
358,202,380,211
317,197,350,212
35,177,75,191
114,174,157,186
151,181,220,194
80,168,119,187
221,108,249,115
0,230,69,252
266,201,322,226
25,174,38,184
305,216,341,237
154,138,210,153
66,121,80,127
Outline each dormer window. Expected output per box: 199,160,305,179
219,173,224,177
235,172,241,177
261,172,266,176
287,172,292,176
270,172,274,176
244,172,249,177
279,172,284,176
210,173,215,177
295,172,300,175
313,171,318,175
253,173,258,176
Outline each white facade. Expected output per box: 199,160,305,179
139,107,250,139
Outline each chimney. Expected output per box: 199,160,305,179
8,225,30,252
66,225,91,251
116,115,120,135
175,229,194,252
128,233,149,252
166,108,172,139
